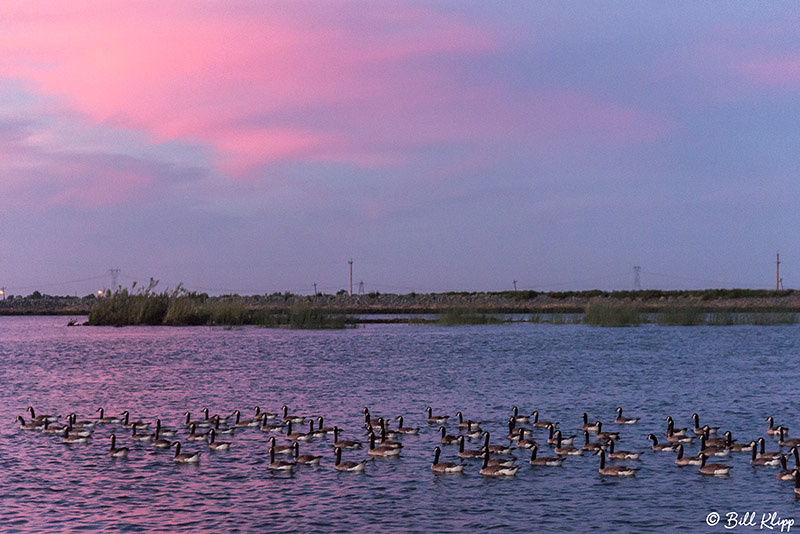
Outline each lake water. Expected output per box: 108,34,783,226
2,316,799,533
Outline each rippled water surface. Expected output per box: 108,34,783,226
2,317,800,532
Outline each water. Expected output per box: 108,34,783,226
2,316,799,533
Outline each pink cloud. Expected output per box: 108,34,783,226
738,57,800,88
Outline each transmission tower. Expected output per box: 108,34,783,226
349,259,353,296
777,252,781,291
513,280,517,291
358,281,365,294
109,268,120,290
633,266,641,290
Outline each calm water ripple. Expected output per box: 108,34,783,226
2,317,800,532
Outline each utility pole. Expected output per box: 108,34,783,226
313,282,318,296
513,280,517,291
349,259,353,296
777,252,781,291
109,268,120,290
633,266,641,290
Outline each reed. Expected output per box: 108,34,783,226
583,301,641,327
437,308,505,326
656,306,704,326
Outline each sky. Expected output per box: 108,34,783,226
1,2,798,296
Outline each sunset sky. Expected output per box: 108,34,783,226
1,2,798,296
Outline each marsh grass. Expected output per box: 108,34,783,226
437,308,505,326
656,306,704,326
583,301,641,326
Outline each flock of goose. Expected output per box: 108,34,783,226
14,404,800,493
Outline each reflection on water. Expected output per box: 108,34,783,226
1,316,800,532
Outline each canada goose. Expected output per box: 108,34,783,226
378,425,402,449
108,434,130,458
606,439,640,460
582,431,604,452
647,433,678,452
702,427,727,447
778,427,800,447
506,418,527,441
529,445,564,466
547,425,575,446
554,430,582,456
751,446,780,466
332,427,361,449
27,407,57,424
259,418,281,433
267,446,294,471
42,419,67,434
724,432,753,452
440,426,459,446
582,413,600,432
267,436,293,455
122,412,149,430
155,419,177,437
483,432,513,455
207,429,231,451
96,408,121,424
316,416,336,435
596,450,636,476
698,453,732,476
692,413,718,435
456,411,480,430
368,432,400,457
233,410,258,428
464,421,482,440
187,423,208,442
16,416,40,431
790,447,800,468
425,407,449,425
516,433,537,450
286,421,310,442
292,443,321,465
378,419,398,440
67,413,95,429
152,422,172,448
363,408,382,428
172,442,200,463
795,470,800,496
511,405,530,424
457,436,483,459
532,411,555,429
281,405,305,425
334,447,365,472
675,444,702,466
665,430,694,444
699,436,729,457
766,416,786,436
62,426,89,444
777,456,794,480
665,416,687,437
480,450,519,476
131,425,153,442
201,408,219,426
432,446,464,473
594,422,619,441
756,438,782,460
614,407,639,424
394,416,420,435
254,406,277,420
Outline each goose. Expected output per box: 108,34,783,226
425,407,449,425
456,411,480,430
332,427,361,449
27,406,57,424
96,408,121,424
547,425,575,446
675,444,702,466
479,450,519,476
698,453,732,476
606,439,640,460
647,433,678,452
172,442,201,463
130,425,153,442
333,447,365,472
766,416,786,436
108,434,130,458
62,427,89,444
554,430,582,456
702,427,727,447
464,421,482,440
17,415,39,430
65,423,93,439
66,413,94,429
692,413,718,435
186,423,208,442
292,443,321,466
42,419,67,434
281,405,305,425
756,438,782,460
259,418,281,433
727,438,755,453
378,425,402,449
378,419,398,440
795,470,800,496
207,429,231,451
152,422,172,448
482,432,513,455
789,447,800,468
751,446,780,466
267,446,295,471
531,410,556,429
582,413,600,432
155,418,177,437
516,433,538,450
368,432,400,457
316,416,336,435
200,408,219,426
363,408,382,428
582,431,604,452
506,418,527,441
595,422,619,441
529,445,564,466
596,450,637,476
457,436,483,459
778,427,800,448
122,412,149,430
665,416,687,437
511,405,529,424
285,421,311,442
233,409,258,428
614,407,639,424
253,406,277,421
440,426,459,446
267,436,293,455
777,456,794,480
699,436,729,457
665,430,694,444
394,416,420,435
431,446,464,473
